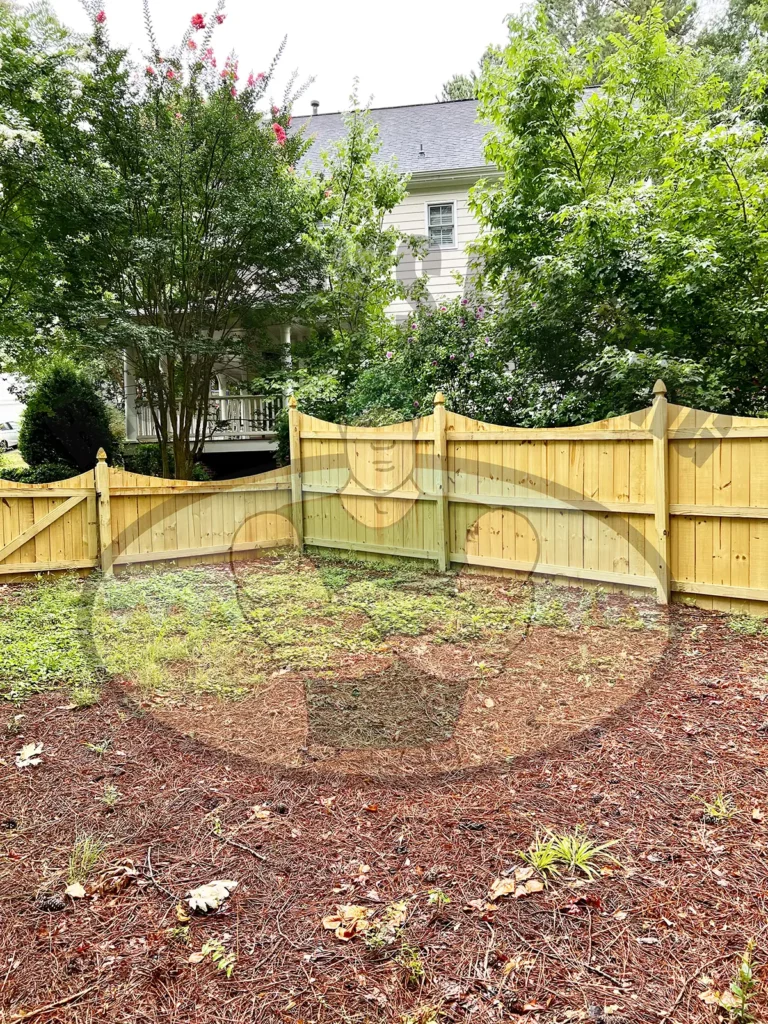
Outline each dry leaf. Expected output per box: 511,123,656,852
489,866,543,900
322,904,373,941
188,951,206,964
93,862,138,895
250,805,271,820
613,910,628,921
176,902,192,923
484,697,495,708
751,807,764,822
65,882,86,899
187,879,237,913
15,742,43,768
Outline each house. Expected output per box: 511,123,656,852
124,99,494,458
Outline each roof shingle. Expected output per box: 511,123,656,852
292,99,490,175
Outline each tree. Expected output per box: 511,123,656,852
18,360,116,471
0,3,87,360
51,2,320,478
541,0,696,50
295,100,424,388
438,47,503,101
472,4,768,420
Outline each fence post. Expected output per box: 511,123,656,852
288,395,304,550
433,392,451,572
651,379,670,604
94,447,114,576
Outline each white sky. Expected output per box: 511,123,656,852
48,0,517,116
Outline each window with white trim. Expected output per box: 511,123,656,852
427,202,455,249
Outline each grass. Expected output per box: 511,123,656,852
0,555,534,705
520,828,618,879
700,792,739,823
67,834,106,884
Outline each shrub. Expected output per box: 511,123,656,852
19,362,117,471
0,461,83,483
123,443,211,480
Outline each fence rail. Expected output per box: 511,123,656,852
2,382,768,615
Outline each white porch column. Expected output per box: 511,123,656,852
282,323,293,369
124,350,138,442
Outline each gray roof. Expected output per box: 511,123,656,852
292,99,490,175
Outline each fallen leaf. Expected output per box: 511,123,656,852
65,882,86,899
322,904,373,941
489,878,518,900
484,697,495,708
15,742,43,768
751,807,764,822
489,867,543,900
250,805,271,820
176,902,191,923
613,910,628,921
187,879,237,913
525,878,545,894
188,951,206,964
363,804,379,813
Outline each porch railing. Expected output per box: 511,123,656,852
135,394,283,443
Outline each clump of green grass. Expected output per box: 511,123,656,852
728,615,768,636
67,834,106,884
85,737,112,756
520,828,618,879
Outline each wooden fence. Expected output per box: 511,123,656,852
2,381,768,615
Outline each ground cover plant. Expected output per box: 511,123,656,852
1,553,766,1022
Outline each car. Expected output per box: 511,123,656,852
0,421,20,452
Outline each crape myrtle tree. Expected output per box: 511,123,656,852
65,2,320,478
471,4,768,420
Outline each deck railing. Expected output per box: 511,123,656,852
136,394,283,443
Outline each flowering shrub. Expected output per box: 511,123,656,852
346,298,518,425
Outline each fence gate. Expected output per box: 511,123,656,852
0,471,98,578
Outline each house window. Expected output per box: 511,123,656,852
427,202,455,249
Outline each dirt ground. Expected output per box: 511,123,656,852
1,561,767,1024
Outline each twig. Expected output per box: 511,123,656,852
8,984,98,1022
208,827,267,862
143,846,179,902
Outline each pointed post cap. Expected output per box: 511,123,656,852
288,395,297,409
434,391,445,407
652,379,667,398
96,447,108,463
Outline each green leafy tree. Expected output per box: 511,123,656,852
295,99,425,388
52,2,320,478
0,3,87,358
472,4,768,420
438,46,504,101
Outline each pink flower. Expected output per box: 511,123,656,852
230,87,237,97
247,72,256,87
187,39,197,49
95,10,106,24
191,13,205,30
220,69,228,78
256,71,265,80
385,351,394,360
203,47,214,61
271,105,279,115
174,111,183,120
166,68,176,79
272,123,287,145
324,188,332,197
216,13,226,23
146,65,155,75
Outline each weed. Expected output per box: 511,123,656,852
397,941,426,985
700,792,738,824
401,1007,443,1024
5,713,24,736
729,616,768,636
727,940,757,1023
85,738,112,756
70,684,100,709
167,924,190,945
67,834,106,884
521,828,618,879
99,783,121,809
193,937,236,978
426,888,451,909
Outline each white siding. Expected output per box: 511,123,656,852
385,183,482,319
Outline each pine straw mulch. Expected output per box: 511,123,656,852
1,592,767,1024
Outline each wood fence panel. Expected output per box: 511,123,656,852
5,387,768,614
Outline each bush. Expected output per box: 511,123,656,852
123,442,211,480
19,362,117,471
0,461,82,483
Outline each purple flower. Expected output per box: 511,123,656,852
461,298,468,306
411,322,417,329
413,400,420,408
385,351,394,359
431,360,438,366
440,306,447,312
459,319,465,326
449,354,455,360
